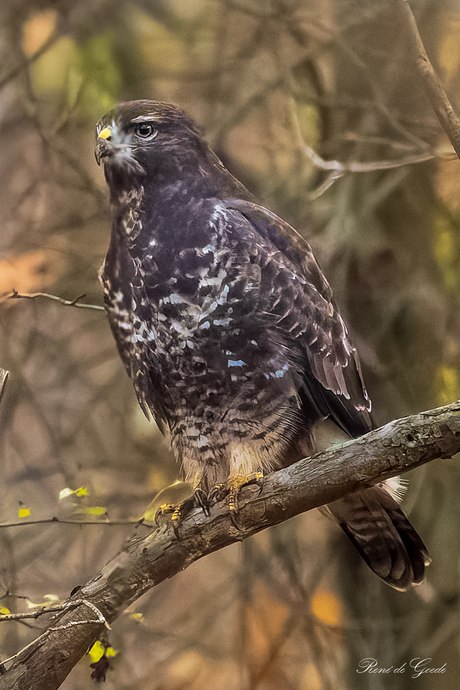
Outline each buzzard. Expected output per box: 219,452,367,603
95,100,429,590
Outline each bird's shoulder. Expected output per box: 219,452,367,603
222,198,332,298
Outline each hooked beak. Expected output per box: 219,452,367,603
94,122,146,176
95,126,113,165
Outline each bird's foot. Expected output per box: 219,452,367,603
209,472,264,513
154,488,210,528
154,502,179,527
154,473,263,531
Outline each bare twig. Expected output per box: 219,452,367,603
397,0,460,160
1,400,460,689
289,102,437,197
0,600,108,625
303,142,435,173
0,370,8,407
5,291,104,312
0,517,145,529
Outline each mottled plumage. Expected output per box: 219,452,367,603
96,100,429,589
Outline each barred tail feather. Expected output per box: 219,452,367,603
327,486,430,590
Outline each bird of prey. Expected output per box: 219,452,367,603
95,100,429,590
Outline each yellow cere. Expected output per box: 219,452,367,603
98,127,112,140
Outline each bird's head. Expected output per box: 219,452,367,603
95,100,204,191
96,99,252,202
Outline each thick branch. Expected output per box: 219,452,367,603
1,400,460,689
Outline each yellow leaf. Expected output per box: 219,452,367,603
43,594,59,603
311,589,342,627
88,641,117,663
18,508,30,519
59,486,88,500
130,612,145,624
88,641,105,664
0,607,11,616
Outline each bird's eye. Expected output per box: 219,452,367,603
133,123,157,140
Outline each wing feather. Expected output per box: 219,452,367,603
225,198,373,437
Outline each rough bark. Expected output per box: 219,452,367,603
1,400,460,690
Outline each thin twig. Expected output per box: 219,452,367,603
0,601,84,624
290,101,436,174
303,141,435,173
397,0,460,160
5,291,104,312
0,517,145,529
288,100,436,196
0,370,8,407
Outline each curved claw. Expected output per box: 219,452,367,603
193,487,211,516
226,472,264,513
154,503,177,526
153,488,211,533
207,482,226,506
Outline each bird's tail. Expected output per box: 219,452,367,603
326,484,430,590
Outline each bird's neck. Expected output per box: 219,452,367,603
146,146,250,205
109,147,250,249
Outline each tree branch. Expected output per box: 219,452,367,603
397,0,460,159
1,400,460,689
4,291,104,312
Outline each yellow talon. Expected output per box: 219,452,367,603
154,503,177,526
227,471,264,512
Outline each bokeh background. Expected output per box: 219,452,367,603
1,0,460,688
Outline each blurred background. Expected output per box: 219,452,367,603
1,0,460,688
